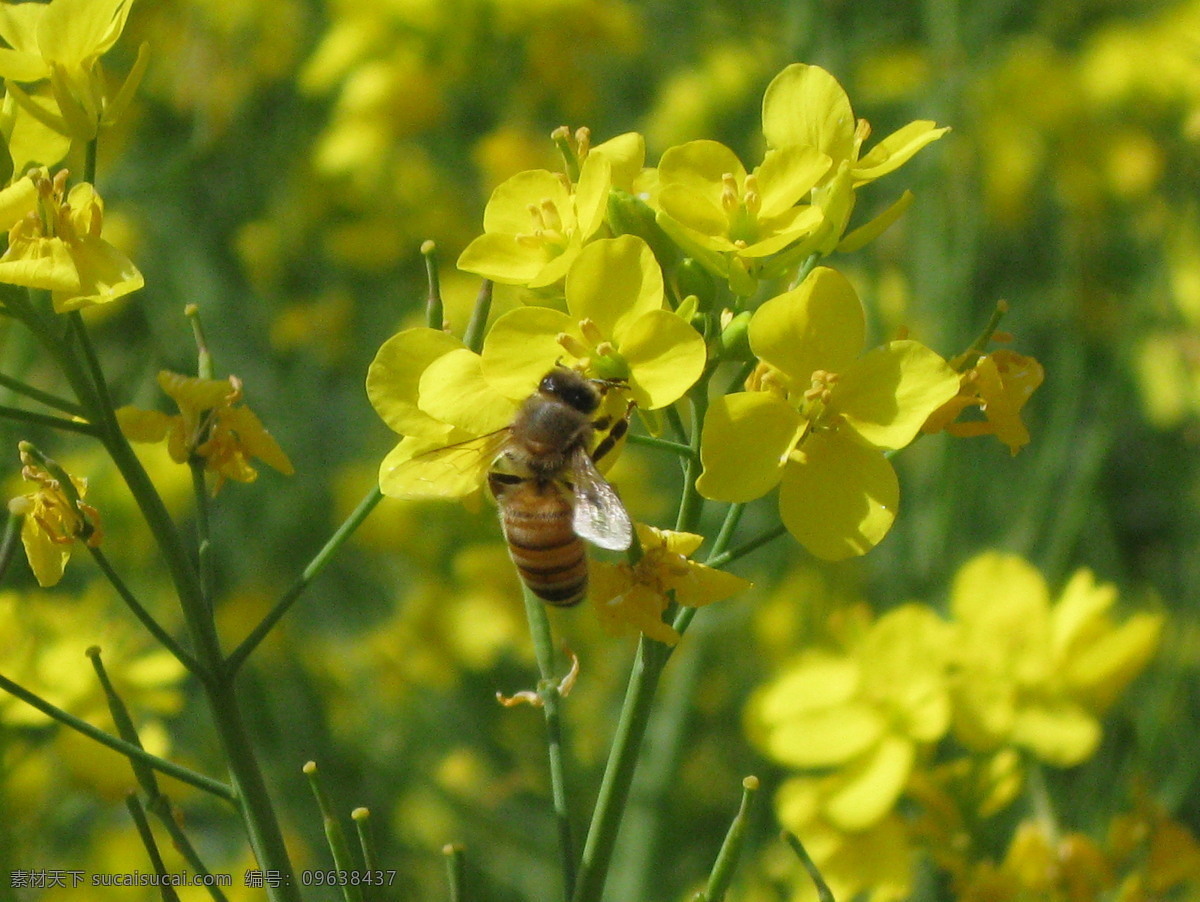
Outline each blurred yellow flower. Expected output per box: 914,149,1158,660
0,168,143,312
948,553,1163,766
0,0,144,143
117,371,294,494
590,524,750,645
7,444,101,588
698,266,958,560
748,604,952,833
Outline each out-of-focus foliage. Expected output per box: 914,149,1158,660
1,0,1198,900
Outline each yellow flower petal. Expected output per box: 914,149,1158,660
760,700,885,769
754,144,831,219
378,432,494,500
616,309,706,409
456,232,552,285
697,391,803,503
657,139,746,208
823,733,915,831
778,432,898,561
20,515,69,588
853,120,950,185
115,406,173,443
366,327,464,437
859,604,952,743
0,172,39,230
1063,612,1162,713
418,347,518,436
1010,702,1101,767
761,63,856,165
566,235,663,338
749,266,865,387
834,339,959,450
480,306,576,399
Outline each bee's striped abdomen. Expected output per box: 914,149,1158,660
493,478,587,606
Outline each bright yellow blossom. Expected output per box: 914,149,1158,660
697,266,958,560
652,138,829,294
761,63,949,255
0,168,143,312
0,0,145,143
117,371,294,494
457,150,612,288
947,553,1162,766
480,235,707,409
590,524,750,645
7,444,101,588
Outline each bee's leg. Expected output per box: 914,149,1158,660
590,412,630,464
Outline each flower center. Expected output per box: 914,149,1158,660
555,318,631,381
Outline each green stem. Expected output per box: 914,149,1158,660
0,670,235,801
0,404,100,435
444,844,466,902
190,462,215,613
0,510,22,583
0,372,86,416
463,280,493,354
625,432,698,462
227,485,384,674
704,523,787,570
421,240,445,330
84,137,98,185
782,832,834,902
571,635,673,902
522,588,576,901
674,387,709,533
702,776,759,902
89,545,201,675
126,794,182,902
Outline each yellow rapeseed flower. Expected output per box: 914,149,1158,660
7,443,101,587
117,371,294,495
589,524,750,645
923,349,1045,455
697,266,958,560
947,553,1163,766
0,168,143,312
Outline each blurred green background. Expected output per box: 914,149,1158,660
1,0,1198,899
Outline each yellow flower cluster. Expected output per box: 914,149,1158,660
747,552,1164,902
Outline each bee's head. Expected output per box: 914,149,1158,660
539,367,603,414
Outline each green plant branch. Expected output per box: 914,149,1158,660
0,510,22,583
625,432,698,462
0,403,100,435
190,462,216,614
125,793,182,902
704,523,787,571
700,776,759,902
571,634,673,902
783,831,835,902
89,546,202,676
0,372,87,416
0,670,235,801
227,485,384,674
522,587,576,901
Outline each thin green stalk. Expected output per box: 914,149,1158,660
126,794,182,902
0,403,99,435
89,546,201,675
190,462,216,614
304,761,365,902
444,843,466,902
84,137,98,185
571,635,673,902
352,808,378,870
0,372,86,416
782,832,834,902
421,240,444,330
0,510,22,583
62,312,299,897
463,280,493,354
674,382,710,533
228,485,384,673
704,523,787,571
522,588,576,901
625,432,698,462
0,670,235,801
701,776,759,902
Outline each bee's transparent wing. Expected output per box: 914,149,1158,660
380,429,509,499
569,447,633,551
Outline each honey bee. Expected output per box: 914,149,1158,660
487,368,633,606
385,367,633,605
